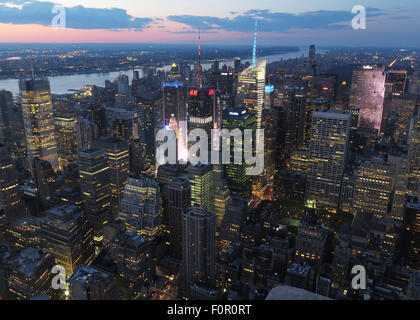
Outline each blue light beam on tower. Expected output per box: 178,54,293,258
252,20,258,68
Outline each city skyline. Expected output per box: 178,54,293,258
0,1,420,304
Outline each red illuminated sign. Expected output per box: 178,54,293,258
189,89,198,96
208,89,215,96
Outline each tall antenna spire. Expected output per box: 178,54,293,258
30,60,35,80
197,28,202,87
252,19,258,68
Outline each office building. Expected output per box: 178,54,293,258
79,148,111,245
188,164,215,213
54,101,78,169
0,144,25,222
5,217,40,250
40,204,95,277
353,158,393,219
68,265,117,300
236,60,266,129
19,79,58,170
94,138,129,216
221,108,256,198
166,177,191,258
349,65,386,135
110,230,154,295
118,174,163,241
305,110,351,211
7,248,55,300
405,195,420,270
183,205,216,297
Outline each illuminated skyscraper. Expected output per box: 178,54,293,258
188,164,215,213
19,79,58,170
161,82,188,162
162,81,186,128
5,217,40,250
0,144,25,222
54,101,78,169
305,110,351,211
353,158,393,219
7,248,55,300
40,204,95,277
94,138,129,217
167,176,191,258
294,201,328,267
236,60,266,129
0,90,12,145
182,205,216,297
349,65,386,135
213,165,231,229
221,108,256,199
405,194,420,270
408,112,420,197
187,87,217,160
79,148,111,245
118,174,163,241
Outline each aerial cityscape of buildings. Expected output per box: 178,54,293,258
0,9,420,303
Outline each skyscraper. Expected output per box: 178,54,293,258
162,81,186,129
349,65,386,135
408,112,420,197
386,70,408,94
54,101,78,169
220,195,248,253
405,194,420,270
7,248,55,300
79,148,111,245
0,90,12,145
40,204,95,277
110,230,154,296
188,164,215,213
19,79,58,170
167,176,191,258
305,110,351,211
68,265,117,300
0,144,25,222
187,86,217,159
94,138,129,217
353,158,393,219
118,174,163,241
182,205,216,297
221,108,256,199
236,60,266,129
294,201,329,267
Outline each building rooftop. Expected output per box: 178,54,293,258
69,264,110,284
15,248,51,278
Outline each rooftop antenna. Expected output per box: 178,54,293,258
197,28,202,88
30,61,35,80
252,19,258,68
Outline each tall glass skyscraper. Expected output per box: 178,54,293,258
236,60,266,129
19,79,58,170
305,110,351,211
221,108,256,199
349,65,386,135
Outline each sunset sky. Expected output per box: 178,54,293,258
0,0,418,46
